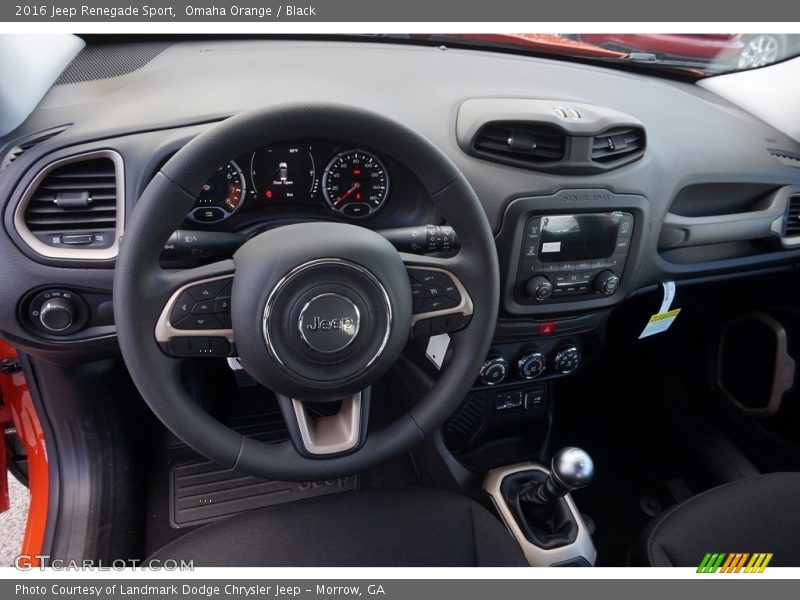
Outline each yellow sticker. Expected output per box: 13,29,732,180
639,308,681,339
649,308,682,323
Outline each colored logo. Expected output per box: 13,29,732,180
697,553,773,573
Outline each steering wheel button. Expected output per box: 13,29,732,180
191,301,215,314
173,314,223,330
411,271,438,285
444,285,460,301
420,296,459,312
411,284,423,298
170,292,194,324
422,284,443,298
188,279,231,302
214,297,231,313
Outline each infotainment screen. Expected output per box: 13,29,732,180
538,214,621,261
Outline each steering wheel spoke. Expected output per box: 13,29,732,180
401,253,474,339
277,389,370,457
154,259,236,357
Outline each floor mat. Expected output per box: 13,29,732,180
170,459,358,528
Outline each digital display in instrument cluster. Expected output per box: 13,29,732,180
249,143,320,205
187,141,391,225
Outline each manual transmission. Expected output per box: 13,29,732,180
498,447,594,551
520,446,595,505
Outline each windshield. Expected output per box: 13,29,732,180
423,34,800,76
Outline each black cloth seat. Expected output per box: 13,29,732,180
632,472,800,567
149,487,527,566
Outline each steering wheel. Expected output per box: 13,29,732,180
114,105,499,481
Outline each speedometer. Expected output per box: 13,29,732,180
188,160,246,224
322,149,390,218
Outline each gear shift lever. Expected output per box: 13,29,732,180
521,447,594,505
488,447,597,563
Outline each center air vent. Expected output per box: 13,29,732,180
591,127,646,163
783,195,800,238
473,122,567,165
14,150,124,260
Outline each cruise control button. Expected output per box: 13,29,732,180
188,279,232,302
170,292,194,325
410,270,439,285
420,296,459,312
442,282,461,302
421,284,444,298
173,314,223,330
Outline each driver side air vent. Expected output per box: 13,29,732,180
783,195,800,238
473,122,567,165
591,127,646,163
14,150,125,261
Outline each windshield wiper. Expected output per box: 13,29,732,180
611,52,727,73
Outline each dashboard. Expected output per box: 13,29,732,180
1,39,800,363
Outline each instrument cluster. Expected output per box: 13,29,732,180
187,141,392,225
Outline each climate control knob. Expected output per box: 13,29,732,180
518,352,546,379
553,345,581,374
525,275,553,301
479,356,508,386
593,270,619,296
39,298,76,332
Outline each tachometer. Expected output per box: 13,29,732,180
188,160,246,224
322,149,389,218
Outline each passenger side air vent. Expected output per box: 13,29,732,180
14,150,124,260
473,122,567,165
591,127,646,163
0,125,70,172
783,195,800,238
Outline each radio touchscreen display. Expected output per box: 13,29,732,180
538,214,621,262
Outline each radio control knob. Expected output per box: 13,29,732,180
553,345,581,374
518,352,546,379
525,275,553,301
479,356,508,386
593,270,619,295
39,298,76,332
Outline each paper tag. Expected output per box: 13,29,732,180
639,309,682,339
425,333,450,370
639,282,680,339
658,281,676,314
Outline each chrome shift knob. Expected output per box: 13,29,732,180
524,446,595,505
551,446,594,491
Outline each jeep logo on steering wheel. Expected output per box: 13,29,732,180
305,316,356,333
298,293,361,354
